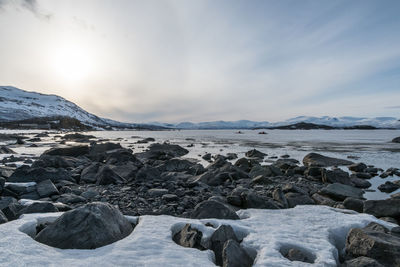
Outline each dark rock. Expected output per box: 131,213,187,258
191,200,239,220
96,165,125,185
43,145,89,157
172,224,204,250
272,188,289,208
202,153,212,161
285,192,315,208
20,202,59,214
135,143,189,161
162,194,178,202
322,168,351,185
348,163,368,173
320,183,364,201
283,248,314,263
242,192,279,209
251,175,273,185
304,167,323,180
342,256,384,267
303,153,353,167
350,177,371,189
148,188,169,197
0,210,7,224
392,137,400,143
35,202,134,249
36,179,59,198
8,165,74,183
0,146,15,154
249,165,272,178
311,193,336,207
20,191,40,200
0,197,21,221
32,155,83,169
57,193,86,204
5,183,36,195
62,133,95,141
345,223,400,266
343,197,364,213
210,225,238,266
364,199,400,218
222,239,253,267
377,181,400,193
245,149,266,159
80,163,103,184
355,172,372,179
135,165,161,181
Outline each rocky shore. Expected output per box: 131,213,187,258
1,132,400,266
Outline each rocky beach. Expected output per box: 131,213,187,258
0,130,400,266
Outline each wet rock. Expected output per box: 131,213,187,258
377,181,400,193
364,199,400,218
43,145,89,157
222,239,253,267
320,183,364,201
322,168,351,185
303,153,353,167
355,172,372,179
191,200,239,220
348,163,368,173
35,202,134,249
345,223,400,266
36,179,59,198
350,177,371,189
173,224,204,250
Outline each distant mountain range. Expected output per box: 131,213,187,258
0,86,399,130
153,116,400,129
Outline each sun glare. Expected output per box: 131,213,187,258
51,44,94,83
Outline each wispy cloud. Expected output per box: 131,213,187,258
0,0,52,20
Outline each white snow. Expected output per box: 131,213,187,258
0,205,393,266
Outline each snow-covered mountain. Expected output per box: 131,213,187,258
0,86,153,129
154,116,400,129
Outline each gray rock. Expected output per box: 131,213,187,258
350,177,371,189
348,163,368,173
0,210,7,224
20,202,59,214
210,225,238,266
222,239,253,267
35,202,134,249
273,188,289,208
320,183,364,201
249,165,272,178
0,146,15,154
364,199,400,217
191,200,239,220
242,192,279,209
80,163,103,184
148,188,169,197
5,183,36,195
355,172,372,179
322,168,351,185
36,179,59,198
96,165,125,185
8,165,74,183
342,256,384,267
172,224,204,250
283,248,314,263
311,193,336,207
245,149,266,159
346,223,400,266
377,181,400,193
57,193,86,204
303,153,353,167
162,194,178,202
135,143,189,161
81,190,99,199
343,197,364,213
251,175,273,185
285,192,315,208
392,136,400,143
0,197,21,221
43,145,89,157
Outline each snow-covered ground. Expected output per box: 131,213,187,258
0,205,393,266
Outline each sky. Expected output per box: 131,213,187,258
0,0,399,123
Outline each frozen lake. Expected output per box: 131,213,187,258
1,129,400,200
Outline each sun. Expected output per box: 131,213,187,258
51,44,94,83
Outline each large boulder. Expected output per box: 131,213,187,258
210,225,238,266
222,239,253,267
7,165,74,183
80,162,103,184
35,202,134,249
43,145,89,157
303,153,353,167
36,179,59,198
345,223,400,266
363,199,400,218
191,200,239,220
96,165,125,185
320,183,364,201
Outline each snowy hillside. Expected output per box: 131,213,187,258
0,86,113,127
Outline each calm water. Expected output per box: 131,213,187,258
1,129,400,200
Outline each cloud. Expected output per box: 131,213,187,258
0,0,52,20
